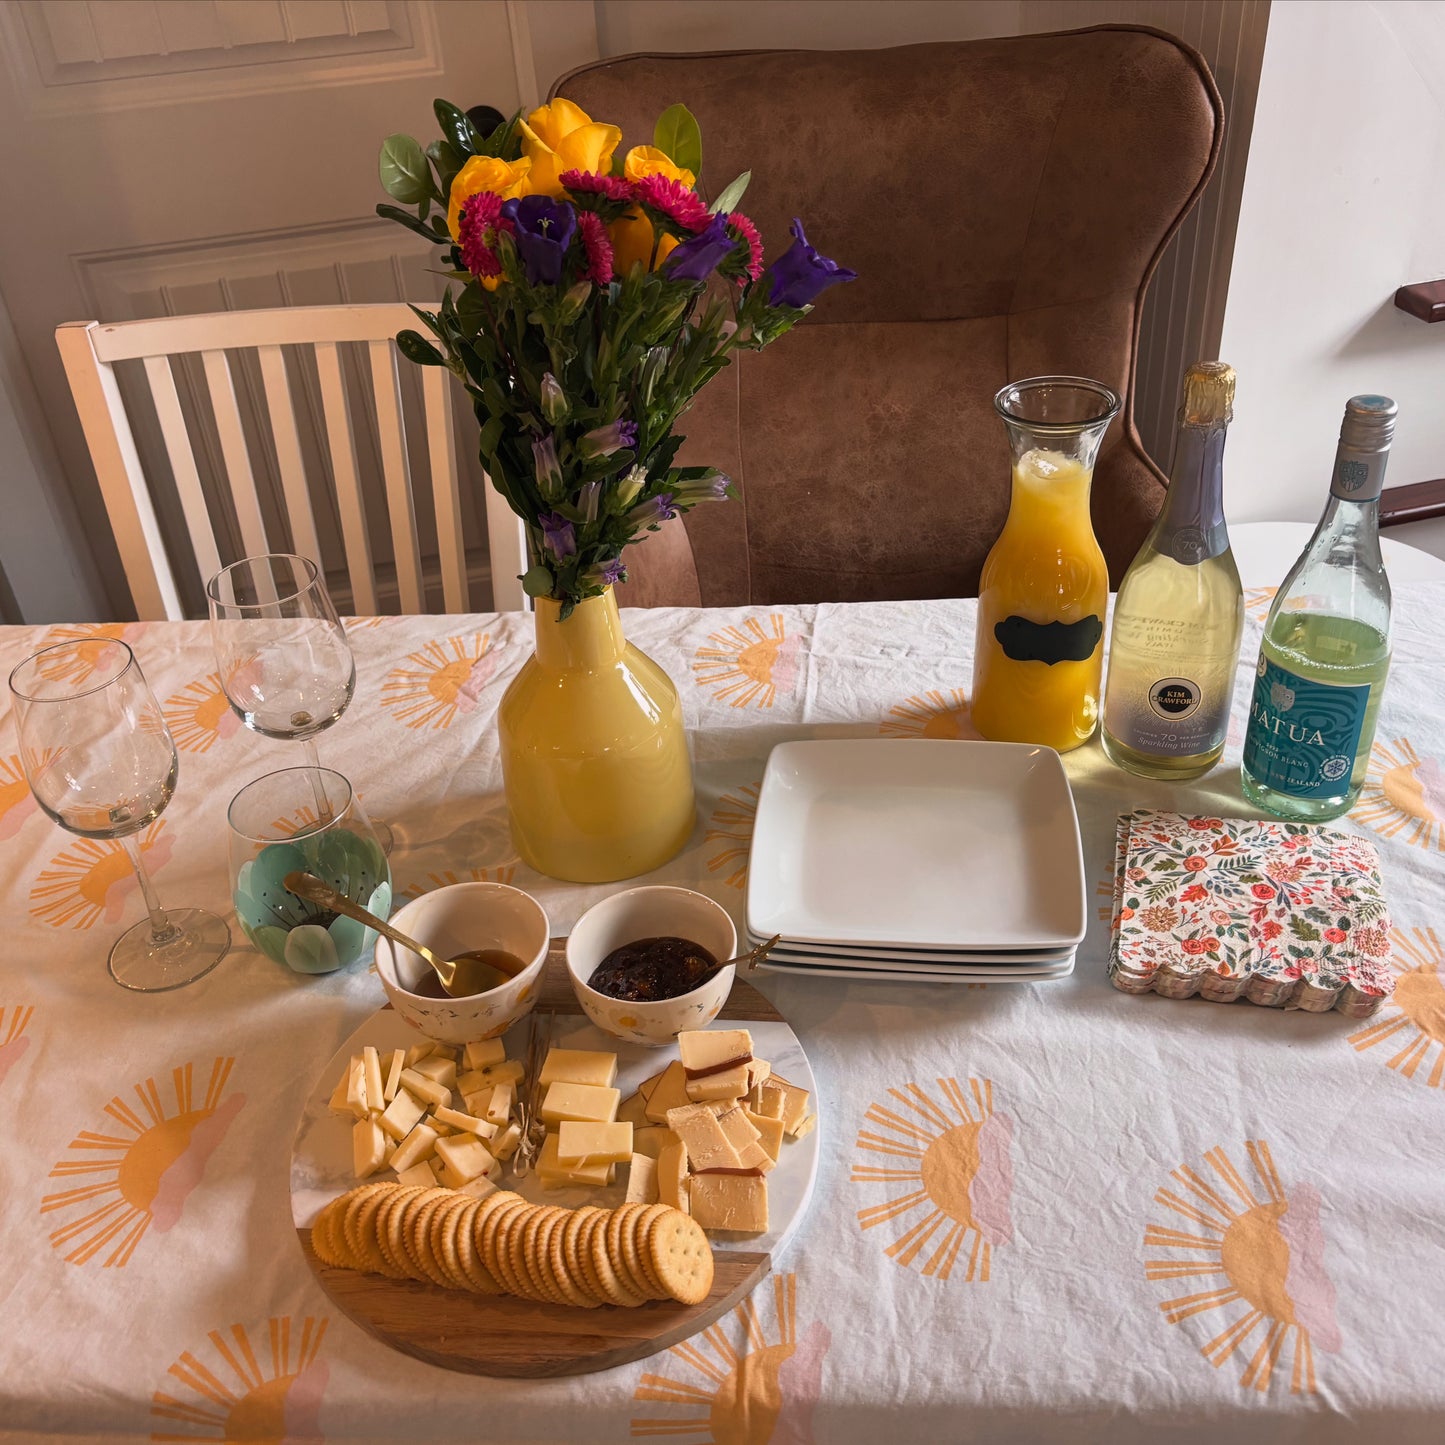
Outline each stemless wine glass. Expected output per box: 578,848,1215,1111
8,639,231,991
206,553,393,852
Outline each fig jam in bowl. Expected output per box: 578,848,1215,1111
565,886,737,1046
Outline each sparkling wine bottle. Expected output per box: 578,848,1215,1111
1102,362,1244,779
1241,395,1395,820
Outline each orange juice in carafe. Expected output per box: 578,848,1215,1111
971,377,1119,752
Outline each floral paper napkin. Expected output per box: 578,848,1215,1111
1107,811,1395,1017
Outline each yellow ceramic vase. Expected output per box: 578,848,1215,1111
497,588,696,883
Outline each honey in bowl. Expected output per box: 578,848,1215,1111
589,935,718,1002
406,947,528,998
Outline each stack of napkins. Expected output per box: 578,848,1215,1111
1107,810,1394,1017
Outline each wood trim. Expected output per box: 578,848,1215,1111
1394,281,1445,323
1380,478,1445,527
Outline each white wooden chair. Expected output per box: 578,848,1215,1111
56,304,527,619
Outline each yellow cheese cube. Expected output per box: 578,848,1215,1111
362,1047,385,1114
353,1116,387,1179
643,1061,691,1124
409,1054,458,1090
754,1083,787,1120
462,1038,506,1071
632,1126,675,1160
770,1076,812,1136
625,1153,658,1204
485,1081,514,1126
345,1058,369,1118
394,1161,436,1189
461,1087,493,1118
539,1081,620,1126
383,1048,406,1103
397,1068,451,1109
389,1121,440,1173
434,1134,494,1188
404,1042,440,1066
657,1140,690,1212
686,1062,751,1103
677,1028,752,1074
537,1132,611,1187
457,1059,525,1094
744,1109,785,1162
689,1173,768,1233
457,1173,499,1200
490,1122,522,1161
377,1089,427,1142
556,1121,633,1166
539,1047,618,1089
665,1104,742,1172
433,1105,496,1138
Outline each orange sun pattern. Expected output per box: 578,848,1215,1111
694,616,794,709
380,633,494,730
704,784,759,889
1348,926,1445,1088
880,688,977,740
36,622,150,682
1352,736,1445,853
30,820,172,930
0,752,40,841
401,865,517,900
162,674,240,754
43,1057,245,1268
0,1004,35,1092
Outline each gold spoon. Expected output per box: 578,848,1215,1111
283,871,525,998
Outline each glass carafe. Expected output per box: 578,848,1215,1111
971,376,1120,752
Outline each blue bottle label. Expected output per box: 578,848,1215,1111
1242,655,1369,797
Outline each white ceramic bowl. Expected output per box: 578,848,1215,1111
375,882,550,1045
565,886,738,1046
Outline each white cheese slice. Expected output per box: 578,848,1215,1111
352,1116,387,1179
490,1122,522,1161
457,1059,525,1093
404,1042,440,1066
485,1080,514,1126
397,1068,451,1109
434,1134,494,1188
625,1153,658,1205
409,1054,459,1090
345,1057,369,1118
539,1047,619,1088
378,1089,427,1142
394,1161,436,1189
382,1048,406,1103
689,1172,768,1233
362,1047,385,1115
463,1038,506,1071
388,1121,440,1173
433,1105,496,1138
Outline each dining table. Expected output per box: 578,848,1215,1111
2,584,1442,1444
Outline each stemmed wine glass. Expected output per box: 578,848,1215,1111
8,639,231,991
206,554,394,853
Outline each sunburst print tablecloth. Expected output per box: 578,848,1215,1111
2,585,1443,1444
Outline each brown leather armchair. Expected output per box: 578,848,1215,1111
554,25,1223,606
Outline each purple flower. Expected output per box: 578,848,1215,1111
597,557,627,587
662,214,737,284
500,195,577,286
539,511,576,559
578,418,638,460
765,218,857,308
578,479,603,523
673,470,731,503
532,434,563,498
627,493,679,527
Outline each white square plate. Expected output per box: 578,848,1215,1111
758,953,1075,984
746,739,1086,950
746,927,1076,966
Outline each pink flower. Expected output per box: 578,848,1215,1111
1188,817,1220,831
1181,938,1209,956
577,211,614,285
458,191,506,280
726,212,764,283
635,173,711,234
1323,927,1347,944
1127,867,1147,882
560,169,636,203
1210,910,1231,926
1184,855,1208,872
1261,920,1284,941
1252,883,1276,900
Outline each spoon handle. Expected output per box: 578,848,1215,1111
283,871,445,973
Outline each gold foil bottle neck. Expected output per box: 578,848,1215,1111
1181,362,1235,426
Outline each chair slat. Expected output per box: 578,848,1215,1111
256,344,323,568
201,349,269,561
141,356,222,590
483,475,528,612
421,366,468,613
368,340,424,614
314,341,378,615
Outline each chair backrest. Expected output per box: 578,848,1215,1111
55,304,527,620
557,26,1223,606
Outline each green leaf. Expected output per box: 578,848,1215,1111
653,103,702,178
376,203,443,243
396,330,446,367
709,170,751,215
477,414,505,460
481,110,523,159
379,134,433,204
426,137,465,195
521,565,554,599
434,99,483,158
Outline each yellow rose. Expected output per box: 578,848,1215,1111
520,98,622,198
609,146,699,277
447,155,532,241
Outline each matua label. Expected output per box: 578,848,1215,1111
1242,655,1369,797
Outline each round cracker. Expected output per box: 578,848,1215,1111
376,1185,428,1279
518,1207,569,1305
345,1183,400,1277
406,1191,456,1288
538,1208,593,1308
559,1208,605,1308
457,1195,508,1294
607,1204,658,1301
646,1209,714,1306
486,1197,540,1300
430,1194,477,1291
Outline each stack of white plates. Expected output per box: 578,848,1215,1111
744,738,1086,983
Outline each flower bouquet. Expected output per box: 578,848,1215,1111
376,96,854,883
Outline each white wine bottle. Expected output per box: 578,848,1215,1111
1102,362,1244,779
1241,395,1395,819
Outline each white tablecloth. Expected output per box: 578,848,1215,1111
2,587,1443,1443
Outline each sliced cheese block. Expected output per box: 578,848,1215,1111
713,1104,761,1152
327,1070,352,1115
657,1139,690,1212
490,1122,522,1161
397,1068,451,1109
395,1161,437,1189
539,1047,619,1089
537,1132,611,1188
353,1116,387,1179
678,1028,753,1077
744,1109,786,1162
462,1038,506,1071
383,1048,406,1103
643,1061,691,1124
389,1120,440,1173
631,1126,675,1160
556,1120,633,1166
362,1047,385,1115
404,1042,440,1066
409,1054,458,1090
378,1088,427,1142
433,1133,494,1188
461,1087,493,1119
793,1113,817,1139
637,1068,669,1102
615,1091,651,1127
345,1058,369,1118
433,1105,496,1138
689,1172,768,1233
664,1104,742,1172
457,1059,525,1093
485,1081,514,1126
769,1076,812,1136
753,1082,787,1120
686,1062,752,1102
539,1081,620,1126
457,1174,499,1200
746,1058,772,1090
625,1153,659,1205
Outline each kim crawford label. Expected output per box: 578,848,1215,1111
1242,654,1369,797
1118,675,1228,756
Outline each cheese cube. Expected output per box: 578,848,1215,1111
404,1042,441,1066
353,1117,387,1179
744,1109,785,1162
409,1054,458,1090
616,1091,650,1127
490,1122,522,1161
643,1061,691,1124
345,1058,369,1118
431,1120,456,1137
657,1140,690,1212
632,1126,675,1160
485,1081,514,1126
389,1121,440,1173
461,1087,493,1118
689,1173,768,1233
457,1059,525,1093
362,1047,385,1114
678,1028,752,1075
378,1088,427,1142
383,1049,406,1103
395,1161,436,1189
686,1063,751,1103
463,1038,506,1071
746,1058,772,1091
754,1083,787,1120
556,1121,633,1166
539,1047,618,1089
665,1105,741,1172
398,1068,451,1109
537,1132,611,1188
457,1173,500,1200
434,1134,494,1188
328,1070,352,1115
433,1105,496,1138
793,1113,817,1139
539,1081,619,1126
714,1105,769,1170
625,1153,658,1204
770,1076,813,1136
